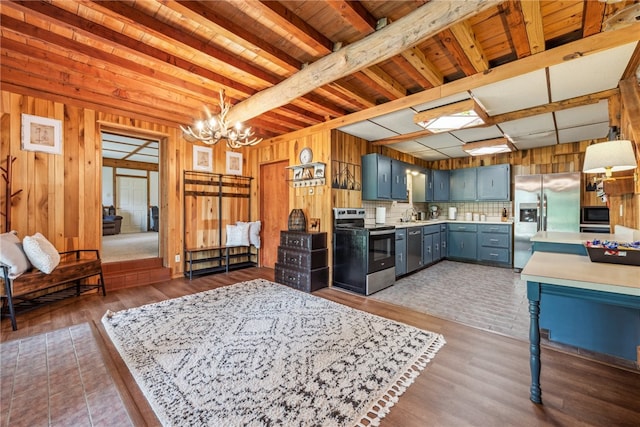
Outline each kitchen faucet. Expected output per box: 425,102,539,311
404,207,417,222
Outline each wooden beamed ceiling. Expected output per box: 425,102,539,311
0,0,637,140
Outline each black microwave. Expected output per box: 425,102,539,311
581,206,609,224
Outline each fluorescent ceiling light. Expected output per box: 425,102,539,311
463,137,515,156
419,110,484,133
414,99,486,133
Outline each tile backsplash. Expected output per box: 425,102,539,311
363,200,513,225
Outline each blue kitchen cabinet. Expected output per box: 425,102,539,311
422,224,440,265
450,168,477,201
362,154,407,201
432,169,450,201
440,223,448,258
448,223,477,260
362,153,391,200
477,223,512,267
391,159,408,200
477,164,511,201
412,169,433,202
395,228,407,277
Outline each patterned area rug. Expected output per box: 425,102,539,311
371,260,529,340
102,279,445,426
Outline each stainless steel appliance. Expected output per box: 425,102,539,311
514,172,580,269
580,206,610,234
333,208,395,295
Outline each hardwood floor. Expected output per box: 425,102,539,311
2,267,639,426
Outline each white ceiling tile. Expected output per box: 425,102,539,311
438,146,470,157
558,122,609,143
470,70,548,115
511,131,557,148
450,125,504,142
412,92,470,112
386,140,432,152
555,100,608,129
369,109,424,134
337,121,398,141
498,113,555,138
549,42,637,102
414,133,463,149
412,150,450,161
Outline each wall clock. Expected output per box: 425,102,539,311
299,147,313,164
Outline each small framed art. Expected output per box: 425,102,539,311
309,218,320,232
21,114,63,155
193,145,213,172
226,151,243,175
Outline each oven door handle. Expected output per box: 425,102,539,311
369,229,395,236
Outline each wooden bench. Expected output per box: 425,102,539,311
184,245,258,279
1,249,106,331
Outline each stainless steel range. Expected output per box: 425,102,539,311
332,208,395,295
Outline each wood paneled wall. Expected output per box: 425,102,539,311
0,90,245,277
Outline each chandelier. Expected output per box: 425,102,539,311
180,90,262,149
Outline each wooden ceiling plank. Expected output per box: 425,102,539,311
437,28,479,76
502,0,532,59
389,55,434,90
448,20,489,72
227,0,501,124
372,129,434,146
618,77,640,145
327,81,378,109
360,65,406,100
520,0,545,54
163,0,301,73
75,0,283,87
400,46,444,87
582,0,605,37
248,0,333,56
325,0,377,35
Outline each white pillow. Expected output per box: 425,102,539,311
22,233,60,274
0,231,32,279
226,223,250,247
237,221,261,248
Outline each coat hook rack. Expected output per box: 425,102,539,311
1,155,23,231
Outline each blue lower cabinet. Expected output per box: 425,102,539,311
448,224,477,261
395,229,407,277
477,223,512,267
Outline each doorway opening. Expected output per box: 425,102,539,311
101,131,160,263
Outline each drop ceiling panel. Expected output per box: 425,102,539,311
555,100,608,129
450,125,504,143
412,150,450,161
414,133,463,149
412,92,471,112
549,42,637,102
337,121,398,141
387,140,433,152
368,109,424,134
558,122,609,144
512,132,558,150
498,113,555,138
439,146,470,158
470,70,548,115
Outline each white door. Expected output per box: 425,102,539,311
117,176,148,233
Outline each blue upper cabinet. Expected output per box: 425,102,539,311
450,168,477,201
362,154,407,201
390,159,408,200
477,164,511,201
432,169,450,201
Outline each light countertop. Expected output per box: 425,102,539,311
521,252,640,296
530,231,623,244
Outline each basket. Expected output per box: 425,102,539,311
585,244,640,266
288,209,307,231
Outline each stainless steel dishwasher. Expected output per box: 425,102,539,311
406,227,423,273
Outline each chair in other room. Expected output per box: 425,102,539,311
103,205,123,235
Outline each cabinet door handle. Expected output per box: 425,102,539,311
289,257,297,262
490,253,499,257
490,238,499,242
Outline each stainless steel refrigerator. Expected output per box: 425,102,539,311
514,172,580,269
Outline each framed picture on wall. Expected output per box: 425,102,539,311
193,145,213,172
226,151,242,175
21,114,63,155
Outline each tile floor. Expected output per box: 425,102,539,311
371,260,530,340
0,323,133,427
